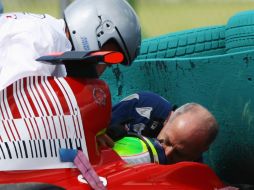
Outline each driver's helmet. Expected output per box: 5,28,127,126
64,0,141,65
113,136,168,164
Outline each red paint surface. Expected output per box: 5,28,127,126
0,76,224,189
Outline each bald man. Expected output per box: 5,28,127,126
157,103,218,164
105,92,219,164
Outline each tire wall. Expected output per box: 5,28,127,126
102,10,254,185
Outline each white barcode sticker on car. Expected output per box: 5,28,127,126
0,77,88,171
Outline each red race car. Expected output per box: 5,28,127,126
0,51,227,190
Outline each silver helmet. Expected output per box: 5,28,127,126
64,0,141,65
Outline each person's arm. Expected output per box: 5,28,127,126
106,122,130,141
0,17,71,90
106,95,138,141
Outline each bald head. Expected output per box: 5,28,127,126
157,103,219,164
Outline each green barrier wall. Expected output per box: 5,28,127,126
102,10,254,184
102,50,254,184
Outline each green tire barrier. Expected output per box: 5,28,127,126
137,26,226,60
226,10,254,53
102,10,254,185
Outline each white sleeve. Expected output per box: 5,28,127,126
0,18,71,90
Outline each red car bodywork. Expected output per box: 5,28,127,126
0,60,224,189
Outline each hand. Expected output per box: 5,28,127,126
96,134,114,148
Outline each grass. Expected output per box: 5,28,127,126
137,1,254,38
2,0,62,18
2,0,254,38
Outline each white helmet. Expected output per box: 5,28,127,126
64,0,141,65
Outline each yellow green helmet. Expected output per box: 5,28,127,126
113,135,168,164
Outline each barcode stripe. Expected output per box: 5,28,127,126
50,116,58,139
29,118,40,140
36,78,57,139
71,116,78,138
58,117,65,139
19,79,33,118
65,139,68,149
42,140,47,158
79,139,83,151
28,119,37,140
0,90,7,120
2,88,11,118
58,139,61,149
58,78,83,138
49,139,53,157
33,140,38,158
11,120,21,140
0,138,82,161
23,119,33,140
40,77,57,115
69,138,73,149
6,120,16,141
56,79,75,114
38,140,42,158
55,78,78,138
21,79,40,139
2,121,11,141
0,92,12,141
27,77,49,138
23,78,39,117
56,79,78,138
35,77,51,116
33,78,51,139
62,116,68,138
45,117,53,139
22,79,42,140
43,77,64,139
27,77,44,116
44,78,66,139
0,76,88,168
32,77,50,138
75,138,79,149
0,144,6,159
53,139,57,157
33,77,47,116
13,141,18,158
13,80,28,118
3,89,20,141
76,116,82,139
17,141,23,158
22,141,28,158
44,77,62,114
52,78,70,115
1,91,13,141
14,82,32,140
4,142,12,159
32,118,41,139
40,118,49,139
29,140,34,158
